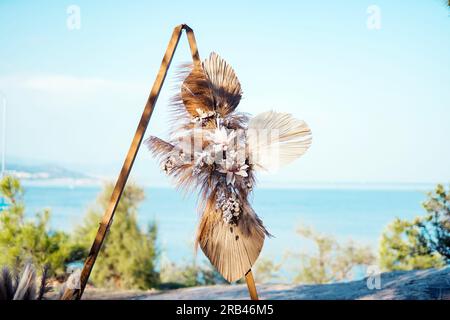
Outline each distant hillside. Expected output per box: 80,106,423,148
7,162,87,180
3,159,101,185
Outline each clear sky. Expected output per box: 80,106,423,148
1,0,449,186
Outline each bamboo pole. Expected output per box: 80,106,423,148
61,24,200,300
245,270,259,300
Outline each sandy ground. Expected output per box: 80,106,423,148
78,267,449,300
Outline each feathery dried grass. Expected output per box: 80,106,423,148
0,263,50,300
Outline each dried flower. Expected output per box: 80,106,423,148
207,127,236,152
195,150,215,167
217,150,248,186
196,108,216,119
191,108,216,124
192,149,215,176
216,191,241,224
161,153,183,174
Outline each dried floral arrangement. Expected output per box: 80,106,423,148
146,53,312,282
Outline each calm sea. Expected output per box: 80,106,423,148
22,185,429,280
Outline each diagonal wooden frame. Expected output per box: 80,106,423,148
61,24,258,300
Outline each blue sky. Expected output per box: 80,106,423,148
0,0,449,186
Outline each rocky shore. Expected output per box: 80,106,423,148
80,267,449,300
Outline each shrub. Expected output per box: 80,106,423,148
379,184,449,271
293,226,375,284
75,182,160,290
0,176,75,276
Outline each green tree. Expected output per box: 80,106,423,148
293,226,375,284
418,184,450,261
0,175,74,276
379,184,449,271
159,257,226,289
379,218,445,271
75,182,160,290
253,257,282,284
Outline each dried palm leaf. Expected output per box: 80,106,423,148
196,195,268,282
247,111,312,171
180,65,215,118
145,136,174,158
203,52,242,117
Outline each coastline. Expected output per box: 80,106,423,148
74,267,449,300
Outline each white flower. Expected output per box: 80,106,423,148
217,151,249,186
207,127,236,152
194,150,214,167
192,150,214,176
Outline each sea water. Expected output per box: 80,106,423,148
22,185,428,281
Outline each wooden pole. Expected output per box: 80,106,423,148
245,270,259,300
61,24,200,300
